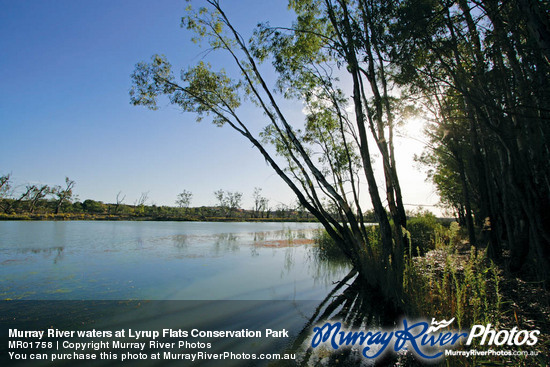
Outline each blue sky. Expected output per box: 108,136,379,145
1,0,439,212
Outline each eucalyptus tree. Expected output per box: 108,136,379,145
414,92,479,247
176,189,193,210
0,174,13,213
214,189,242,217
252,187,268,218
392,0,550,279
131,0,411,301
226,191,242,217
0,174,10,198
2,184,33,214
113,191,126,214
52,177,76,214
214,189,226,212
27,184,51,214
134,191,149,215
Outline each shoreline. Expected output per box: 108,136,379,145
0,213,320,223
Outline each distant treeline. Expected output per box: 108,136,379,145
0,199,317,222
0,174,437,224
0,174,320,221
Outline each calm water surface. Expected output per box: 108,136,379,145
0,221,350,300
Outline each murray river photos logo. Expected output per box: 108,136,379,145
310,318,540,360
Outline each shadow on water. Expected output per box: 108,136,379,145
274,271,426,367
0,273,426,367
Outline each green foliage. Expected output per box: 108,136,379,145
177,62,242,126
213,189,242,217
71,202,84,213
52,177,76,214
129,55,176,110
312,229,349,263
176,189,193,209
252,187,269,218
251,8,331,98
82,199,105,214
403,246,502,329
0,174,11,198
406,211,443,254
131,54,242,127
181,2,231,48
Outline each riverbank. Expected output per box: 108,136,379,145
0,212,319,222
406,245,550,365
312,217,549,365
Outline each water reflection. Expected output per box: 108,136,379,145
172,234,189,248
254,231,267,242
0,222,349,300
8,246,65,264
282,273,408,367
213,232,239,254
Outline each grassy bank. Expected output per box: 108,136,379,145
403,230,549,365
312,214,549,366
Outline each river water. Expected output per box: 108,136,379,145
0,221,349,300
0,221,385,366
